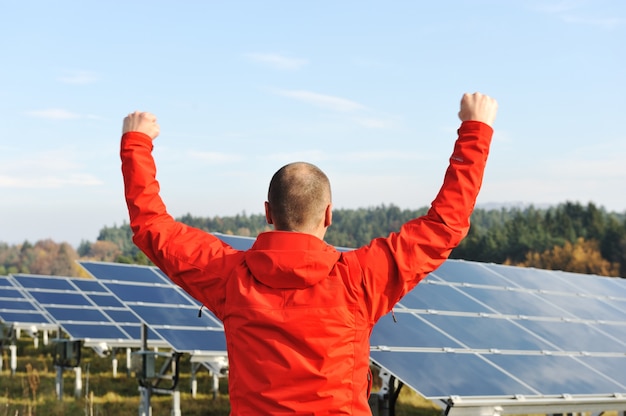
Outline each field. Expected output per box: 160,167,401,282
0,335,442,416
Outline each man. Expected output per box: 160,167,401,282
121,92,497,415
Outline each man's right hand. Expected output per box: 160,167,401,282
123,111,160,140
458,92,498,127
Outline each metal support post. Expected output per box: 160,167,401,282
10,344,17,376
56,367,64,400
171,390,181,416
139,386,152,416
74,366,82,398
127,347,132,377
191,362,201,398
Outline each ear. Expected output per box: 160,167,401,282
264,201,274,225
324,203,332,228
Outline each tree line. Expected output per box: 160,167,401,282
1,201,625,278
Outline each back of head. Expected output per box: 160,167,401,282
267,162,331,232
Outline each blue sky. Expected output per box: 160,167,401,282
1,0,624,247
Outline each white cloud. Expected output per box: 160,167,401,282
0,174,102,188
58,70,100,85
274,89,366,112
0,150,103,189
245,53,308,70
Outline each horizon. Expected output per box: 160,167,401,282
1,199,622,248
1,1,625,248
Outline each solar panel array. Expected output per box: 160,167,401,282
370,260,626,399
79,261,226,355
0,275,56,332
3,231,626,408
9,273,167,349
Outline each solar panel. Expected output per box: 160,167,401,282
79,261,226,355
10,274,166,348
0,275,56,331
370,259,626,404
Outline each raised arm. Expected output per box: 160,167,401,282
352,92,497,321
120,112,237,312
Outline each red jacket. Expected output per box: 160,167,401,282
121,121,492,415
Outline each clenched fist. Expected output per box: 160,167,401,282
458,92,498,127
123,111,160,140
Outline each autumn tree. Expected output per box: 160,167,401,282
514,237,620,277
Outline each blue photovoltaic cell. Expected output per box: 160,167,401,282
15,275,74,290
371,313,464,349
482,263,576,293
534,291,626,321
45,307,109,322
370,351,538,398
105,309,141,323
0,300,38,311
129,305,217,328
487,354,626,394
61,323,131,340
105,283,191,304
456,286,572,318
515,319,626,352
596,322,626,344
0,288,21,298
551,270,626,298
420,314,554,351
398,281,490,314
72,279,109,293
0,311,52,324
155,328,226,353
578,356,626,388
80,261,168,284
430,260,510,286
29,291,92,306
87,294,125,307
121,324,162,341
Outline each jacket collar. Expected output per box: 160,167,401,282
244,231,341,289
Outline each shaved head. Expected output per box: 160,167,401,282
267,162,331,232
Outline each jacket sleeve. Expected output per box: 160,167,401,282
349,120,493,322
120,132,236,316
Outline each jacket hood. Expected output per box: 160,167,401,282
244,231,341,289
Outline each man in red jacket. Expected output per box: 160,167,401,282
121,92,497,415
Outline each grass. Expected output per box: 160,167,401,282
0,335,442,415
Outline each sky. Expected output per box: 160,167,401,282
1,0,624,248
